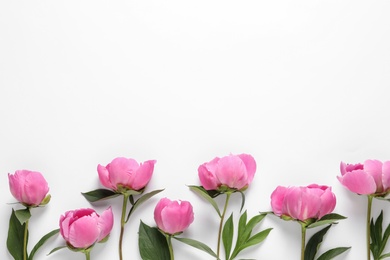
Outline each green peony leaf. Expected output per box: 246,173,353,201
316,247,351,260
126,189,164,222
304,225,332,260
81,189,119,202
370,210,390,259
188,185,221,217
29,229,59,260
174,237,218,258
306,213,346,229
235,228,272,255
15,208,31,225
223,213,234,260
7,209,27,260
47,246,67,255
138,221,170,260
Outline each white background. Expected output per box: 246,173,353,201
1,1,390,259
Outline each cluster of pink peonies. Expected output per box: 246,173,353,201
6,156,390,260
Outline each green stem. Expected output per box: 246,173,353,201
367,195,373,260
166,235,174,260
301,223,306,260
85,250,91,260
217,193,231,259
119,194,129,260
24,219,29,260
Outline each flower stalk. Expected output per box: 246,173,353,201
23,218,29,260
367,195,373,260
300,223,306,260
119,194,129,260
217,192,231,259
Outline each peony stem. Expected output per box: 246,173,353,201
300,223,306,260
217,193,231,259
367,195,373,260
85,250,91,260
166,234,174,260
23,219,29,260
119,194,129,260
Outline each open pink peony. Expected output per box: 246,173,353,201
97,157,156,191
338,160,390,195
59,207,114,249
198,153,256,191
271,184,336,221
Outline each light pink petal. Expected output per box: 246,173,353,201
68,216,99,248
364,160,383,192
97,164,115,189
338,170,377,195
318,187,336,218
238,154,256,185
382,161,390,191
154,198,171,231
270,186,288,216
107,157,139,188
131,160,156,190
215,155,247,190
160,200,194,234
283,187,321,221
97,207,114,241
198,163,219,190
340,162,347,176
8,173,23,202
22,171,49,205
59,211,73,240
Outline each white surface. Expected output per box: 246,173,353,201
1,1,390,259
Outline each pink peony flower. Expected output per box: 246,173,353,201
59,207,114,249
97,157,156,191
198,153,256,191
8,170,49,206
338,160,390,195
154,198,194,235
271,184,336,221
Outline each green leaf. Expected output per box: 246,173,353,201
7,209,27,260
304,225,332,260
173,237,218,258
237,228,272,253
237,190,246,212
29,229,59,260
380,252,390,259
223,214,234,260
47,246,67,255
15,208,31,225
307,214,346,229
316,247,351,260
138,221,170,260
230,213,267,260
189,185,221,217
126,189,164,222
81,189,119,202
370,210,390,259
236,211,248,248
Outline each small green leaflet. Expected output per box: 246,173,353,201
81,189,119,202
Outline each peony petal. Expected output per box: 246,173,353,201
270,186,288,216
107,157,139,188
8,172,23,203
318,187,336,218
198,163,219,190
97,164,115,190
215,155,247,190
97,207,114,241
283,187,321,221
238,154,256,185
22,171,49,206
68,215,100,248
159,200,194,234
131,160,156,190
338,170,377,195
382,161,390,191
154,198,171,232
364,160,383,192
59,211,73,240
